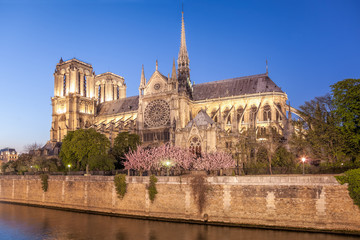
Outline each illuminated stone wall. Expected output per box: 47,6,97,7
0,175,359,234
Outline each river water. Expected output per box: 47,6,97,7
0,202,357,240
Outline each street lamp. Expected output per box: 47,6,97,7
165,160,171,176
301,157,306,175
67,164,71,175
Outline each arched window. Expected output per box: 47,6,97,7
98,85,101,102
211,109,218,122
227,115,231,125
190,136,201,158
276,104,282,121
250,106,257,123
84,75,87,97
237,107,244,123
63,75,66,96
263,104,271,121
223,108,230,121
259,127,267,136
78,72,81,93
79,118,84,128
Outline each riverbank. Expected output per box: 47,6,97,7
0,175,359,235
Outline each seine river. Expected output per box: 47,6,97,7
0,202,357,240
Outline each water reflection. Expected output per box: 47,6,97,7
0,202,357,240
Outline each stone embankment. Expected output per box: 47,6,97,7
0,175,359,235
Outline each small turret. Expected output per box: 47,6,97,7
139,64,146,96
171,58,177,81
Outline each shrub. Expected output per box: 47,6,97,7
272,147,296,170
336,168,360,208
148,175,158,202
114,174,127,199
40,174,49,192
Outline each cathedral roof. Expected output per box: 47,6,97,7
192,73,284,101
97,96,139,116
186,109,215,128
96,74,284,117
57,58,92,68
96,72,125,80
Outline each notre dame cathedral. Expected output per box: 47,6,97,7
49,12,294,155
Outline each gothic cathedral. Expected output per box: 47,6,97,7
50,12,293,154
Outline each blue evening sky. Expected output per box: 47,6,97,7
0,0,359,153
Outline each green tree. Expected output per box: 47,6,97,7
12,153,33,173
272,146,296,173
291,94,346,163
59,129,112,171
260,128,285,174
32,156,61,172
87,155,115,171
331,79,360,160
111,132,141,169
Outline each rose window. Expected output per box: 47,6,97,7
144,99,170,127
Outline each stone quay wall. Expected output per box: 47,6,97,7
0,175,359,234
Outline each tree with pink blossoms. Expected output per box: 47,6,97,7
124,147,155,175
124,144,196,174
193,151,235,171
152,144,195,171
124,144,235,175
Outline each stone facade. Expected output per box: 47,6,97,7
0,148,18,163
50,12,295,153
0,175,359,234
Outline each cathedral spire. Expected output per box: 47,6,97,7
266,58,268,75
179,11,188,58
177,10,191,97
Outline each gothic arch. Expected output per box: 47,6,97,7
250,105,258,123
189,135,202,157
237,106,244,123
263,104,271,121
59,115,66,121
79,117,84,128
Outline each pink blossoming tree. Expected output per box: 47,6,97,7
193,151,235,171
124,144,235,174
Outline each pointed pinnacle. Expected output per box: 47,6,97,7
140,64,146,86
171,58,177,80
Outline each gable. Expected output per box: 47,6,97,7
144,71,169,95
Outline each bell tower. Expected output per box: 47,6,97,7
50,58,97,142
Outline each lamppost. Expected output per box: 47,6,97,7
67,164,71,175
165,160,171,176
301,157,306,175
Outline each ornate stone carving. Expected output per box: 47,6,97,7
144,99,170,127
